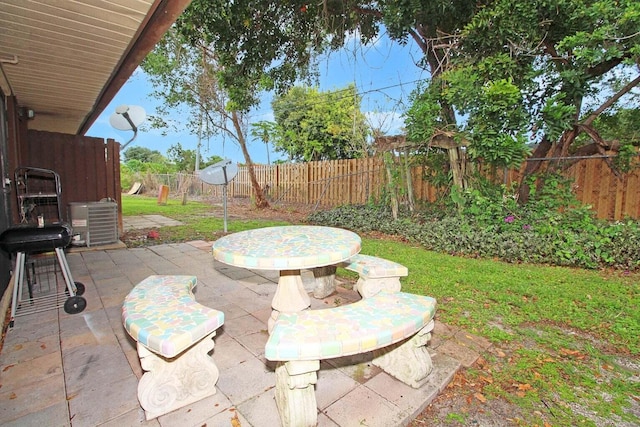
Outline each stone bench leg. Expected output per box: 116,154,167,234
356,276,402,298
274,360,320,427
372,320,435,388
312,265,337,298
137,331,220,420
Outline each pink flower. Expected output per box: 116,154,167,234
504,215,515,223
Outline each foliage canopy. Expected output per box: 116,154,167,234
172,0,640,207
270,84,369,162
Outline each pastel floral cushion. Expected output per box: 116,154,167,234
122,275,224,358
265,292,436,361
341,254,408,278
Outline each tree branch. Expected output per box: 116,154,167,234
542,41,571,68
583,73,640,126
585,55,627,78
408,27,428,54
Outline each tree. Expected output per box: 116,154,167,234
167,143,223,172
270,85,369,162
141,28,270,208
123,146,164,164
167,143,197,172
250,121,277,165
447,0,640,201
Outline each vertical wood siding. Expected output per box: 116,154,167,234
15,130,122,227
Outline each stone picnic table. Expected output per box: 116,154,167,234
212,225,362,332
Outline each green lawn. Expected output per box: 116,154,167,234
121,194,289,243
122,194,640,426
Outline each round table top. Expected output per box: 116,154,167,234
212,225,361,270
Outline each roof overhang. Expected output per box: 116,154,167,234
0,0,192,135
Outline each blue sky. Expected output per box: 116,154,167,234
86,33,428,165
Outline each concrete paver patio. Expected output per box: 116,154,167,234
0,237,491,426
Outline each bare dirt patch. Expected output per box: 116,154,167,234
221,197,314,223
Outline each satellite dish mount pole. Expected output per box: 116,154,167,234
197,159,238,234
222,166,229,232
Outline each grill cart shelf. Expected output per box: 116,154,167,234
15,166,63,225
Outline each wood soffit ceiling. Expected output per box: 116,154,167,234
0,0,191,135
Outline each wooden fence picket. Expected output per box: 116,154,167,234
151,156,639,220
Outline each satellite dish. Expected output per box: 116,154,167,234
109,105,146,149
198,159,238,232
199,159,238,185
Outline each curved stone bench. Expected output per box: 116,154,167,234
265,291,436,427
313,253,409,299
122,275,225,420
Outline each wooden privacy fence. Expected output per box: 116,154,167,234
150,156,640,221
18,130,122,224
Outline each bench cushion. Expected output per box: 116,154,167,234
342,254,408,278
265,292,436,361
122,275,224,358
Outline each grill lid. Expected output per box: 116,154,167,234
0,223,72,253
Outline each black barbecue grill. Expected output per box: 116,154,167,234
0,223,86,327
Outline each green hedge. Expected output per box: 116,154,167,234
308,204,640,271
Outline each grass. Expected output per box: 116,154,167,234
123,194,640,426
363,239,639,426
121,195,289,244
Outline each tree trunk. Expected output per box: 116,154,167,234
384,154,399,220
403,149,414,212
517,137,552,203
231,111,269,208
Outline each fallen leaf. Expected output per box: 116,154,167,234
479,374,494,384
560,348,585,359
231,412,242,427
474,392,487,403
517,383,533,391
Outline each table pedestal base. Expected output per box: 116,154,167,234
269,269,310,333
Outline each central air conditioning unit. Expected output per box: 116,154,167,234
68,201,118,247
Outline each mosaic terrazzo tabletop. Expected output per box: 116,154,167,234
212,225,361,270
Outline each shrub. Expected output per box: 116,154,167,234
308,203,640,271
